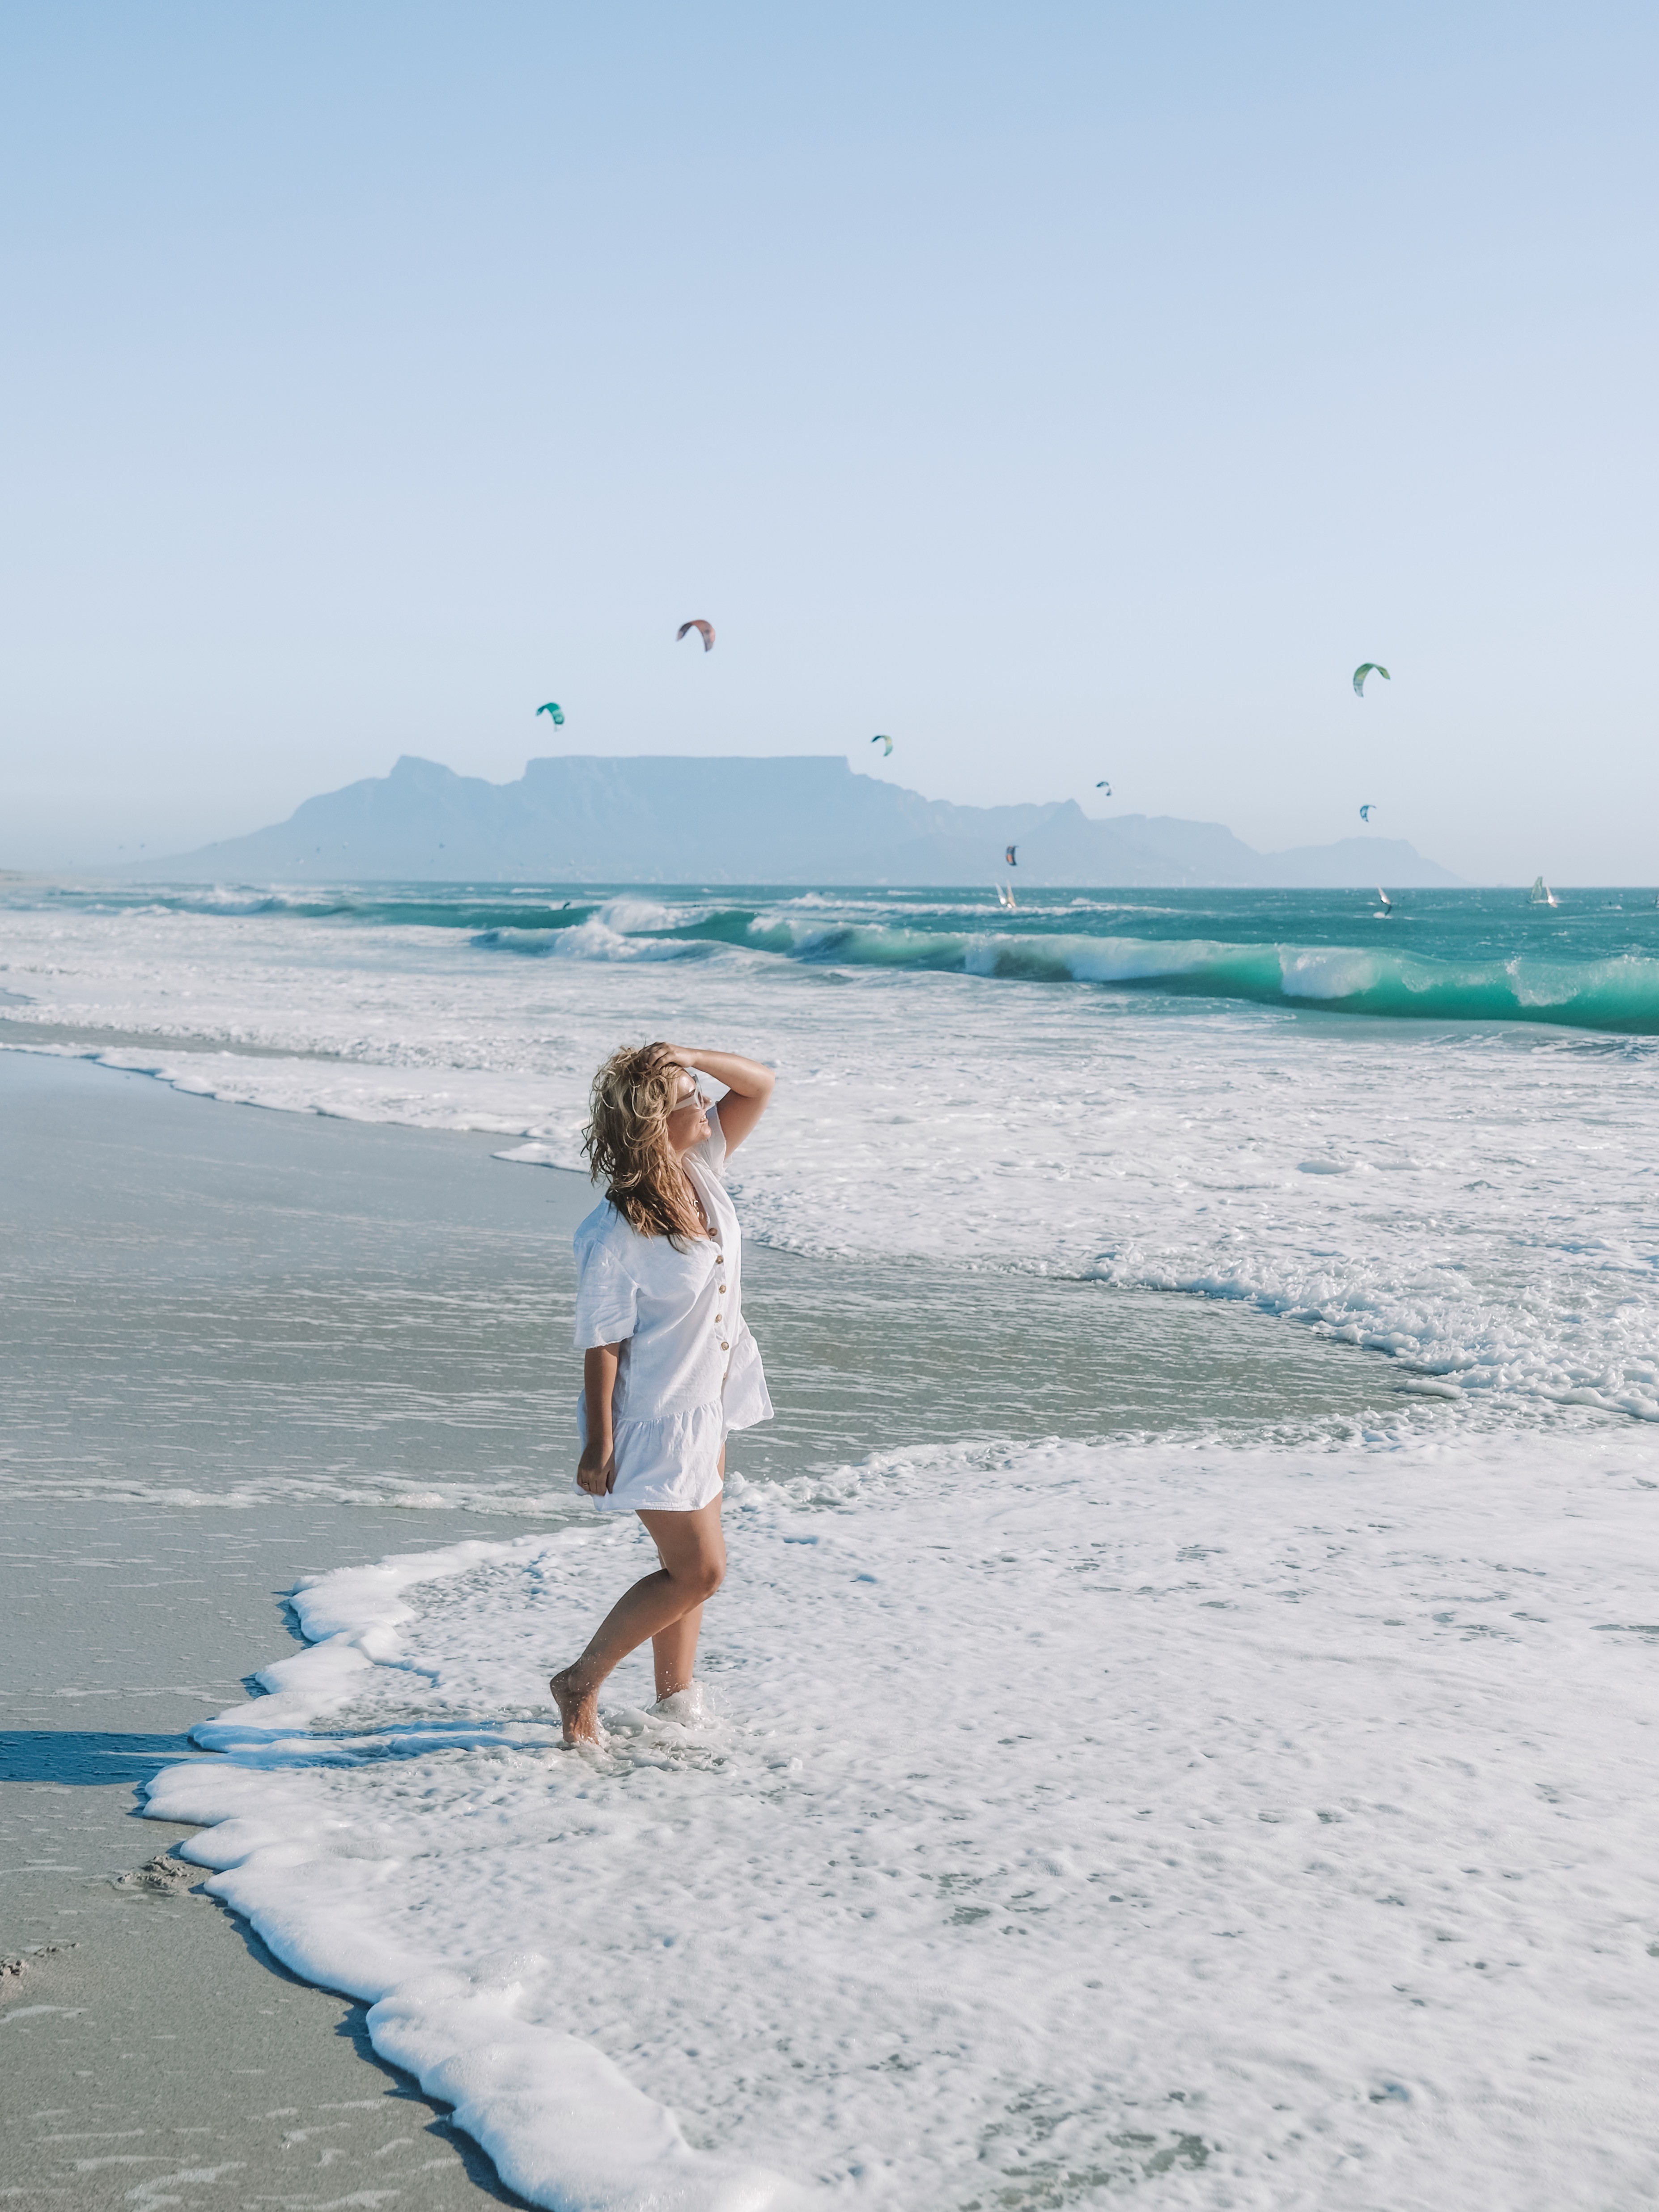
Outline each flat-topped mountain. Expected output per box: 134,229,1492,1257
119,754,1466,887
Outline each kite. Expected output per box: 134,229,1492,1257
1353,662,1390,696
1095,780,1112,795
677,620,716,652
535,702,564,726
872,735,894,756
1006,845,1018,866
1359,803,1376,821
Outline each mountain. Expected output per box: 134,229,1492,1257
114,755,1467,887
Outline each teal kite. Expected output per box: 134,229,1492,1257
1353,663,1390,697
872,734,894,756
536,702,565,726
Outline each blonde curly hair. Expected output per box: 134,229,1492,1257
582,1040,705,1245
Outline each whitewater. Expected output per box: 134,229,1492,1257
149,1435,1659,2210
4,882,1658,1415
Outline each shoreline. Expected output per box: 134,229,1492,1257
2,1047,1458,2204
2,1053,586,2202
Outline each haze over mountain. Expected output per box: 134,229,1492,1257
117,756,1466,889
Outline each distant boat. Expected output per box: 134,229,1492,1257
1530,875,1558,908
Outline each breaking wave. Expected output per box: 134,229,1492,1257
474,910,1659,1034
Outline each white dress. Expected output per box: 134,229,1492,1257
571,1103,773,1514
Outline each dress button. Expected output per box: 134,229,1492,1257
720,1341,730,1351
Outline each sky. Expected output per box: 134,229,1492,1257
1,1,1655,882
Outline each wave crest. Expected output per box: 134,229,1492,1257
468,909,1659,1033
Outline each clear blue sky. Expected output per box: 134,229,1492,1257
2,1,1654,880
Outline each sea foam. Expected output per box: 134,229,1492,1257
4,893,1658,1417
147,1434,1659,2210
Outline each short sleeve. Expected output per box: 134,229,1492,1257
573,1241,639,1350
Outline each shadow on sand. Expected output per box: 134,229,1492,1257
0,1729,215,1784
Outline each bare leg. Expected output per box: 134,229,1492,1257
651,1601,703,1702
550,1486,726,1745
651,1446,724,1701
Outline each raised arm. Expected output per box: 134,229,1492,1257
669,1045,775,1156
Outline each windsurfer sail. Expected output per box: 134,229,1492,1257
1530,875,1559,908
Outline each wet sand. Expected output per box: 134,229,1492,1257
2,1055,584,2204
0,1049,1422,2204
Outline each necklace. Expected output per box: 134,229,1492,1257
681,1167,713,1239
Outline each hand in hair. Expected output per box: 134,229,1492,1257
657,1045,776,1156
583,1044,709,1245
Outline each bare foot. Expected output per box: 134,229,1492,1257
550,1666,604,1747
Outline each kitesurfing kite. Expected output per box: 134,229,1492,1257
1006,845,1018,866
677,619,715,652
535,702,565,726
1359,803,1377,821
1353,662,1390,696
872,734,894,756
1095,780,1112,795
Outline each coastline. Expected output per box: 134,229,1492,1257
1,1047,1434,2202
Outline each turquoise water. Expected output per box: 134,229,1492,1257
17,880,1659,1034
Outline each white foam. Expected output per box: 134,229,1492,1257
4,898,1659,1413
539,917,710,963
146,1432,1659,2209
592,896,702,934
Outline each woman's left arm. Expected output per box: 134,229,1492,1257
671,1046,775,1155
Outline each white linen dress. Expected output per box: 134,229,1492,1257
571,1102,772,1514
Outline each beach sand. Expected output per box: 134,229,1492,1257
1,1049,1413,2204
2,1053,592,2204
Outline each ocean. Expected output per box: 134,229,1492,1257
5,875,1659,2208
7,879,1659,1414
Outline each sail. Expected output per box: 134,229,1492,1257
1530,876,1557,907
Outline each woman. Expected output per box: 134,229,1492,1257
550,1040,775,1745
